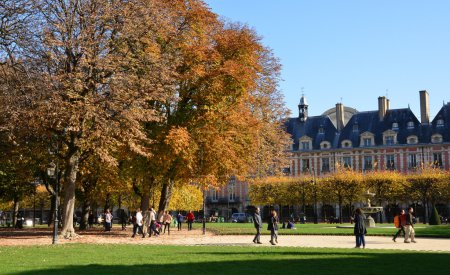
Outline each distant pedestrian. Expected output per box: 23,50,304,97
177,212,183,231
104,209,113,231
404,207,416,243
392,209,406,242
163,211,173,235
132,208,145,238
88,210,95,228
150,207,159,236
120,209,128,230
268,210,279,245
354,208,367,248
186,210,195,231
252,208,262,244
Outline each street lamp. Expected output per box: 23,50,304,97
47,161,59,244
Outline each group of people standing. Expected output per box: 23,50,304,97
131,208,174,238
130,208,196,238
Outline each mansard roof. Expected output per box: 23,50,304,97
285,115,337,150
430,103,450,142
338,108,423,148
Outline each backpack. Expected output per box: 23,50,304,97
394,215,400,228
400,213,406,226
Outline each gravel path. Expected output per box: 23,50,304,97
1,227,449,252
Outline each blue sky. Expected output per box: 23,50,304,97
204,0,450,120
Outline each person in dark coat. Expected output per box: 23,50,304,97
354,208,367,248
268,210,279,245
252,208,262,244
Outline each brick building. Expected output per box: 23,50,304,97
205,90,450,221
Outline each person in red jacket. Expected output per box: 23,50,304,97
186,210,195,231
392,209,406,242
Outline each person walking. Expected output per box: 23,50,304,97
404,207,417,243
132,208,145,238
186,210,195,231
120,209,128,230
163,211,173,235
149,207,159,236
252,207,262,244
393,209,406,242
268,210,279,245
177,212,183,231
354,208,367,248
88,210,95,229
104,209,113,232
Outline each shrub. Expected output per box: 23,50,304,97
429,206,442,225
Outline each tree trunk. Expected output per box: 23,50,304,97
140,193,150,212
60,149,80,239
103,193,111,213
79,199,91,230
12,197,19,227
424,199,429,224
158,178,175,218
338,198,343,223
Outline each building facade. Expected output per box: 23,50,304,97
205,90,450,221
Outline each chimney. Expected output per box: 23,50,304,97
378,96,388,121
335,103,344,131
419,90,430,124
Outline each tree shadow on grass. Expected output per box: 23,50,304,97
13,252,450,275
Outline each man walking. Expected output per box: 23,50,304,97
392,209,406,242
132,208,145,238
404,207,417,243
253,208,262,244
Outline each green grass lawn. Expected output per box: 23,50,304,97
0,244,449,275
192,223,450,238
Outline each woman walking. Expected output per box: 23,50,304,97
354,208,367,248
268,210,279,245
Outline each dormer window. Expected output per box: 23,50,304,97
437,119,444,127
299,136,312,151
320,141,331,149
341,140,352,148
392,122,399,130
407,135,418,145
407,121,415,129
431,134,443,143
301,141,310,150
360,132,375,147
318,126,324,134
383,130,397,146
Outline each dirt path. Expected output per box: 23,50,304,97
1,227,449,252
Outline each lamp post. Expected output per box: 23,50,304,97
47,161,59,244
202,188,206,235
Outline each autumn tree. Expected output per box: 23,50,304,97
364,170,407,223
322,167,363,223
407,165,447,224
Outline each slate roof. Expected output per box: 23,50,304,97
338,108,422,148
286,105,450,151
285,115,337,150
430,103,450,142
